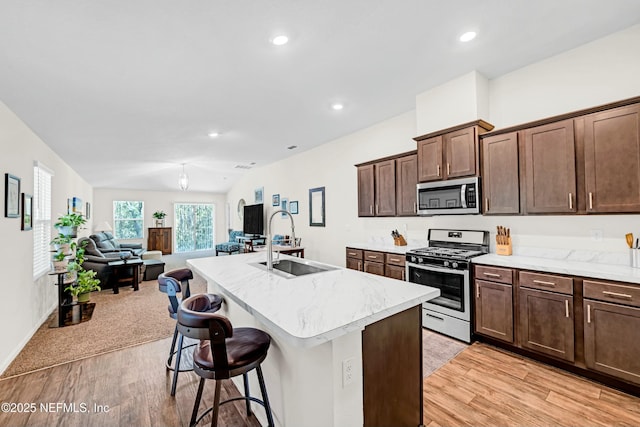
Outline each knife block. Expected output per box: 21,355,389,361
393,235,407,246
496,238,512,256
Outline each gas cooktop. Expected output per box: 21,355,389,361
408,247,485,260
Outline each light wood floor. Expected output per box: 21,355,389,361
1,338,639,427
424,343,640,427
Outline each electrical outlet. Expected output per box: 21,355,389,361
342,357,355,387
590,229,603,241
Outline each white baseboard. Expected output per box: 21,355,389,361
0,302,57,377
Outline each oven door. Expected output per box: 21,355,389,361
406,262,470,321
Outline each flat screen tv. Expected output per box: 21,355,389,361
243,203,264,236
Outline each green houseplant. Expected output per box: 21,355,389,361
55,212,87,237
52,251,68,271
153,210,166,227
65,269,101,303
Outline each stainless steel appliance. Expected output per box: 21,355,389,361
406,229,489,342
416,176,481,215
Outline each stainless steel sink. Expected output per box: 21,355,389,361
250,259,337,279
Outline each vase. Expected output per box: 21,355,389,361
155,219,164,227
77,292,91,303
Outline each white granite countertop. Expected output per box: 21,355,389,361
473,249,640,284
188,253,439,348
347,239,427,255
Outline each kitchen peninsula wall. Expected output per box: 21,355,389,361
225,24,640,268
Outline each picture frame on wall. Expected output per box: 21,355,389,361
21,193,32,231
255,187,264,204
272,194,280,206
281,198,288,217
86,202,91,219
289,200,299,214
4,173,20,218
309,186,325,227
72,197,83,214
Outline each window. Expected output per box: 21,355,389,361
113,201,144,239
33,162,53,278
175,203,214,253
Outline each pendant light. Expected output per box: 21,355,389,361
178,163,189,191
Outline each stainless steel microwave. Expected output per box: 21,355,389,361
416,176,481,215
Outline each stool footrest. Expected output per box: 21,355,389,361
166,342,197,372
193,394,268,426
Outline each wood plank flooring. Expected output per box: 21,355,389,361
1,337,639,426
424,343,640,427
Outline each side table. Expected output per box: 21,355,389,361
49,270,95,328
108,259,143,294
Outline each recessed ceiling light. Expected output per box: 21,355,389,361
271,35,289,46
331,103,344,111
287,145,298,150
208,131,220,138
459,31,477,42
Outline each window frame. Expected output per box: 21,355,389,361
33,162,53,279
174,202,215,253
112,200,145,240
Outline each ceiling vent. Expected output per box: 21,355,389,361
234,165,252,169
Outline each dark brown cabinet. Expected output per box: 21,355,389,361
384,253,406,281
523,120,577,213
395,154,417,216
584,103,640,213
148,227,172,254
415,121,493,183
474,265,515,344
346,248,363,271
363,251,385,276
375,160,396,216
357,164,375,217
482,132,520,214
583,279,640,385
518,273,575,362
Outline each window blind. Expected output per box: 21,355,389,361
33,163,53,278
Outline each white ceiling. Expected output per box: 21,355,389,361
1,1,639,193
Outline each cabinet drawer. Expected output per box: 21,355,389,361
584,280,640,308
385,253,406,267
474,265,514,285
364,251,385,263
364,261,385,276
346,248,363,260
520,271,573,295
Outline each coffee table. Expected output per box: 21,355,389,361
108,259,143,294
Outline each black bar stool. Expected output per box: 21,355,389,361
158,268,222,396
178,293,275,427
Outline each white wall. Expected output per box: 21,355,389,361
0,100,92,374
227,23,640,267
93,188,227,249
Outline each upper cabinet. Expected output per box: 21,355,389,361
415,120,494,183
523,120,577,214
584,103,640,213
482,132,521,215
356,151,417,218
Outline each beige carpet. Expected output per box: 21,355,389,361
0,275,206,379
422,328,468,377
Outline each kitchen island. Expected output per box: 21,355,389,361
188,252,439,427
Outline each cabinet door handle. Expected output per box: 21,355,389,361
602,290,633,300
436,164,441,177
447,163,450,175
568,193,573,210
358,261,362,270
533,279,556,287
565,300,570,318
401,270,405,280
485,198,489,212
376,204,379,214
348,252,357,256
370,205,373,215
367,255,379,259
414,202,417,213
389,258,400,262
426,313,445,321
483,272,501,278
589,192,594,210
476,286,480,298
587,304,591,324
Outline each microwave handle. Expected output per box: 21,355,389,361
461,184,467,208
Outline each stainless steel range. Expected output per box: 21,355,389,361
406,229,489,343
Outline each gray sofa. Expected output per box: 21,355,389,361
89,231,145,257
78,233,145,287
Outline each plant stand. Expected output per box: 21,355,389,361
49,270,95,328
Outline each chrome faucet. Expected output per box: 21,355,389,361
267,209,296,271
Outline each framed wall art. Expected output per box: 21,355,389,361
309,186,325,227
255,187,264,204
86,202,91,219
281,198,288,217
4,173,20,218
21,193,32,231
289,200,299,214
72,197,83,214
272,194,280,206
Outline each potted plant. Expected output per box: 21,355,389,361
55,212,87,237
50,234,75,253
153,210,166,227
65,269,101,303
52,251,68,272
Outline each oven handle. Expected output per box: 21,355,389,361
406,262,467,276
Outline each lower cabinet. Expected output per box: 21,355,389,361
384,253,406,281
474,279,514,343
518,287,574,362
148,227,172,254
346,248,363,271
346,248,407,279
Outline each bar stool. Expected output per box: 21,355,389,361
158,268,223,396
178,294,275,427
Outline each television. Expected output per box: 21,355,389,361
243,203,264,236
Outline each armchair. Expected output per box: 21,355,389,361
215,230,244,256
89,231,145,257
78,237,140,287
